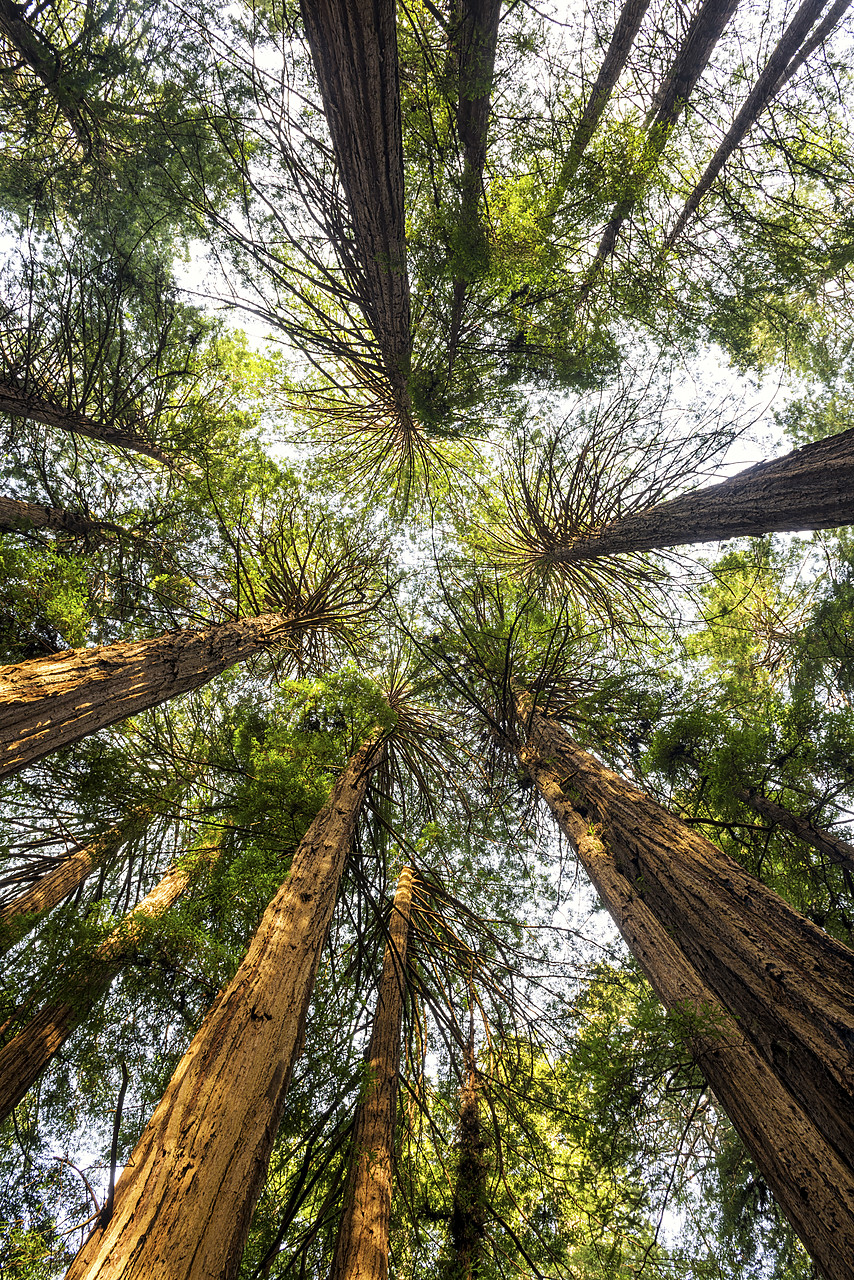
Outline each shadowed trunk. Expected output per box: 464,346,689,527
667,0,834,245
300,0,413,423
0,612,296,779
0,0,87,138
443,1047,487,1280
66,735,383,1280
552,426,854,561
0,853,202,1123
0,806,155,952
330,865,413,1280
518,733,854,1280
0,492,131,541
513,690,854,1178
447,0,502,369
736,786,854,876
586,0,740,278
0,378,171,464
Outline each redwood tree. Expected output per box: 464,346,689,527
330,865,414,1280
65,732,383,1280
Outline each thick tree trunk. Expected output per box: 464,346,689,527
330,865,413,1280
513,692,854,1177
0,612,294,779
66,735,382,1280
667,0,832,245
736,786,854,875
0,855,197,1124
0,379,171,464
300,0,413,422
552,426,854,561
518,737,854,1280
587,0,740,275
443,1048,487,1280
0,806,154,952
0,492,129,541
447,0,502,370
0,0,87,137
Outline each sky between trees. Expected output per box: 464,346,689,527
1,0,854,1277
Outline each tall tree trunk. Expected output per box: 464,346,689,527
0,852,201,1123
447,0,502,372
0,492,131,541
0,612,296,779
443,1043,487,1280
330,865,413,1280
513,690,854,1175
585,0,740,279
666,0,834,246
549,426,854,561
300,0,413,425
66,735,383,1280
0,805,154,952
517,734,854,1280
0,378,171,464
0,0,87,140
735,785,854,876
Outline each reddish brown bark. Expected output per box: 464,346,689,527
0,379,171,464
0,806,154,952
519,737,854,1280
0,492,129,540
514,692,854,1177
0,612,295,779
300,0,412,419
330,865,413,1280
66,735,382,1280
553,426,854,560
667,0,833,245
0,855,197,1124
736,786,854,875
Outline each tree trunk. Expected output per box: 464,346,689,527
447,0,502,371
552,426,854,561
0,853,199,1124
443,1047,487,1280
586,0,740,275
0,612,295,780
0,492,130,541
667,0,833,246
330,865,413,1280
66,735,383,1280
0,378,171,464
0,805,154,952
300,0,413,423
513,691,854,1176
736,785,854,875
0,0,87,139
517,735,854,1280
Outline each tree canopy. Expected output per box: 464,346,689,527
1,0,854,1277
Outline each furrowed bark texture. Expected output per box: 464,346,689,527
736,786,854,875
330,865,413,1280
0,612,293,779
66,737,381,1280
0,858,193,1124
445,1053,487,1280
668,0,832,244
519,739,854,1280
559,426,854,560
300,0,412,412
590,0,740,269
514,694,854,1175
0,493,126,540
0,379,170,463
0,806,153,952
